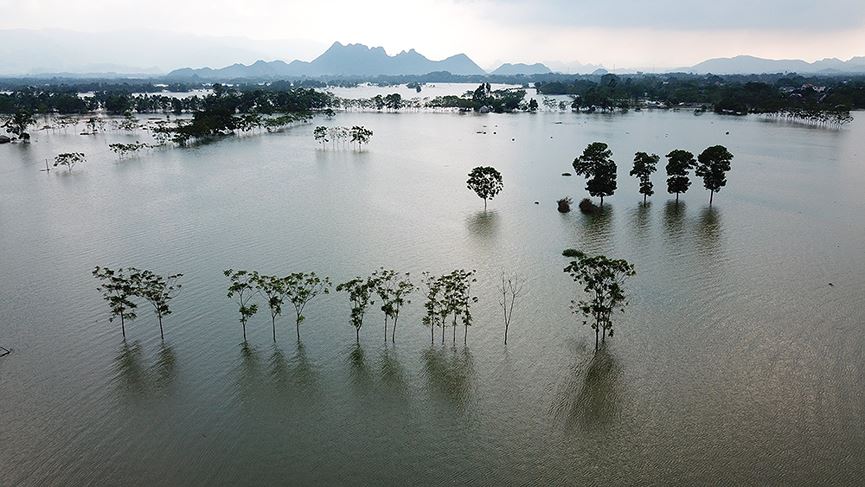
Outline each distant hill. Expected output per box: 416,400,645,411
687,55,865,74
167,42,486,79
490,63,551,75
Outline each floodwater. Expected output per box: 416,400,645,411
1,108,864,485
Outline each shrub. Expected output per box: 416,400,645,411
578,198,597,214
557,197,572,213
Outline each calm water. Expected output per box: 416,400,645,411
1,109,864,485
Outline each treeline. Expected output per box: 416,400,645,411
93,251,635,353
536,73,861,123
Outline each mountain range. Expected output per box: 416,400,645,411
685,55,865,74
167,42,493,79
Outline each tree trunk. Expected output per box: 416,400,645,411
384,316,388,343
464,324,468,345
431,326,434,345
453,318,457,344
242,321,247,342
296,319,301,342
121,315,126,340
504,324,509,345
709,190,714,206
484,198,487,211
600,196,604,207
356,327,360,343
272,316,276,342
676,192,679,204
442,323,445,344
594,327,599,352
158,315,164,341
392,315,398,343
643,193,647,204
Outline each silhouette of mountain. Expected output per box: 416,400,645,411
490,63,551,75
167,42,486,79
686,55,865,74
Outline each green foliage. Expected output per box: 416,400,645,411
3,109,35,139
93,266,182,340
564,252,636,351
630,152,659,202
313,126,329,146
573,142,617,205
384,93,403,110
53,152,86,172
421,270,477,344
428,83,527,113
349,125,373,149
665,149,695,200
336,276,376,341
224,269,259,340
92,267,139,336
370,268,415,342
695,145,734,203
466,166,504,210
283,272,331,339
251,272,287,341
108,142,148,159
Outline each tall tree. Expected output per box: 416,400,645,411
695,145,734,205
630,152,659,204
133,269,183,341
283,272,331,341
337,277,376,343
564,252,636,352
573,142,617,206
93,267,138,339
53,152,86,172
252,273,286,342
421,273,448,345
665,149,695,204
371,268,415,343
499,272,525,345
224,269,259,342
466,166,504,211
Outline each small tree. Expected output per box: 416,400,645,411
283,272,331,341
573,142,617,206
224,269,258,342
665,149,695,204
695,145,734,205
371,268,415,343
349,125,373,150
421,272,448,345
630,152,659,204
133,269,183,340
336,277,376,343
499,272,525,345
54,152,86,172
93,266,138,339
450,269,478,345
313,126,329,147
252,273,286,342
564,252,636,352
466,166,504,211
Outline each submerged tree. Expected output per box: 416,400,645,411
466,166,504,211
421,272,448,345
313,126,329,147
224,269,259,342
447,269,478,345
665,149,695,204
499,272,525,345
630,152,659,204
53,152,86,172
573,142,617,206
564,252,636,352
337,276,376,343
252,273,286,342
93,266,138,339
349,125,373,150
133,269,183,341
695,145,734,205
371,268,415,343
4,110,36,141
283,272,331,341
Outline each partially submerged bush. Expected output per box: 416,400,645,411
578,198,597,214
557,197,572,213
562,248,580,258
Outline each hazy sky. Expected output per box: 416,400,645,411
3,0,865,69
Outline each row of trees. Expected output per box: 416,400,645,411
94,254,635,354
573,143,734,206
313,125,374,150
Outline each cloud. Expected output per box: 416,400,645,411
466,0,865,31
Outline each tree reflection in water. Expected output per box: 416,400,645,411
113,341,176,396
422,346,476,410
466,210,500,239
555,346,623,430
